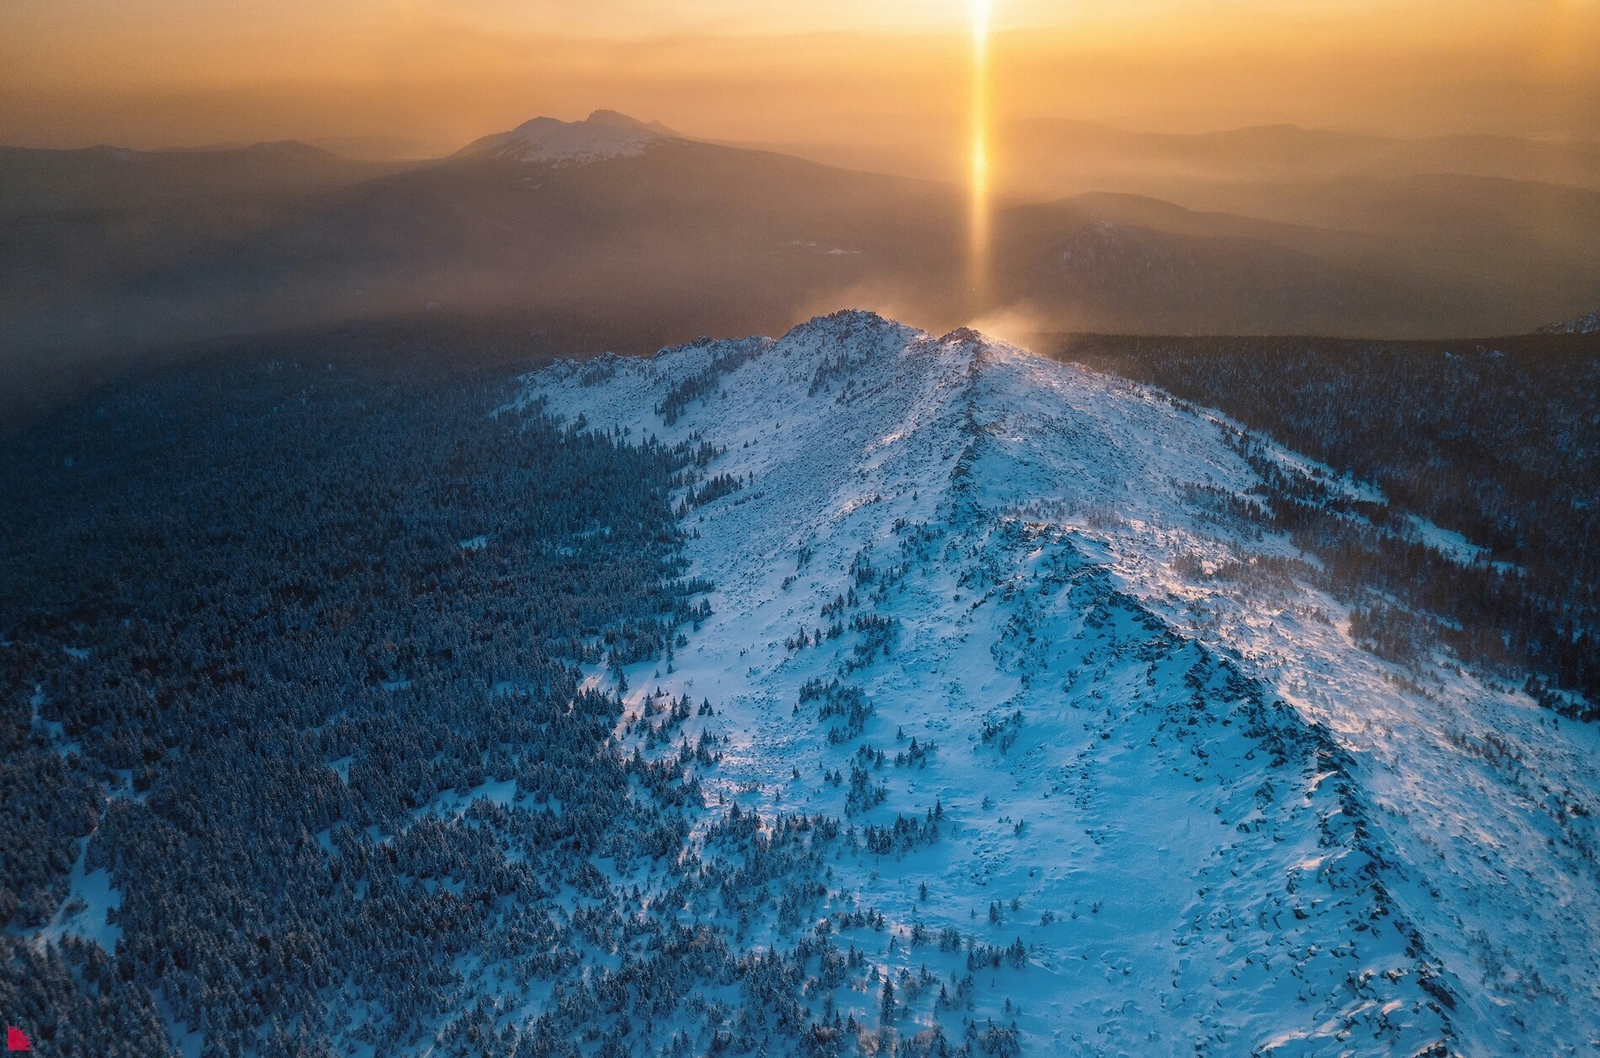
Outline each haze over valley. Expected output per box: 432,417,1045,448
4,107,1599,429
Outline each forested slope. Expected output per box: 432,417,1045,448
0,355,710,1055
2,343,1062,1057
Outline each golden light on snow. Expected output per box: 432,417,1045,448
966,0,993,313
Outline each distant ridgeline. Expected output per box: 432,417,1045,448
0,357,722,1056
1060,329,1600,711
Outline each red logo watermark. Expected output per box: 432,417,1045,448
5,1027,30,1051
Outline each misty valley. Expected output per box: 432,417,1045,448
4,111,1599,432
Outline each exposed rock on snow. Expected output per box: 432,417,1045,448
525,311,1600,1055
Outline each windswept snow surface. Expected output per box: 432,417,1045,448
525,311,1600,1055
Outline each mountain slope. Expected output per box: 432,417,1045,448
525,311,1600,1054
12,311,1596,1054
1056,330,1600,703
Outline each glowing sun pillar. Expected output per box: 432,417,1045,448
966,0,993,314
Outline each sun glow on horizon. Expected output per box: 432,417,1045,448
967,0,993,314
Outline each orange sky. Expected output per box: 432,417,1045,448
2,1,1596,162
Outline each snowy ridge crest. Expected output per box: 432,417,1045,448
523,311,1600,1055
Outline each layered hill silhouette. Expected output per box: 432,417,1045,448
3,111,1597,427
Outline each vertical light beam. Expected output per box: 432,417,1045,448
967,0,993,315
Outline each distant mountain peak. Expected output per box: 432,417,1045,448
454,110,677,166
583,109,674,135
1539,310,1600,335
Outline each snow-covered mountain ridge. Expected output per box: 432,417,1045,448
523,311,1600,1055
